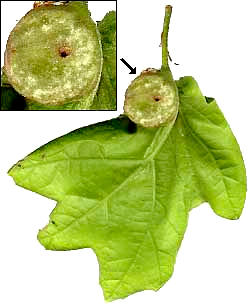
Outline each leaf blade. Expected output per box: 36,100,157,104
177,76,246,219
9,77,246,301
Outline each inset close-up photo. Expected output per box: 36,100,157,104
1,1,117,110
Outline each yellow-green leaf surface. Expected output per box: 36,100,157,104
91,11,117,110
9,77,246,301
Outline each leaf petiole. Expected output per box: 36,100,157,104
161,5,172,71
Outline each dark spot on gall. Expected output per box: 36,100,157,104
58,46,71,58
60,51,67,57
153,96,161,102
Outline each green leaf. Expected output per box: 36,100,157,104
91,11,117,110
9,76,246,301
176,77,246,218
1,69,26,110
1,86,26,111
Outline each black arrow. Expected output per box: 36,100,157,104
120,58,136,74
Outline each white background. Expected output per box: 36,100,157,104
0,0,250,305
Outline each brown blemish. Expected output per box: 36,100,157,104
41,153,46,159
142,68,158,75
58,46,72,58
34,1,68,8
34,1,54,8
153,96,161,102
17,163,24,169
165,5,172,10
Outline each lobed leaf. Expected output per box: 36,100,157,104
9,77,246,301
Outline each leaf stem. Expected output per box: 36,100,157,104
161,5,172,71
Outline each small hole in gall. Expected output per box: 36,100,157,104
60,51,68,58
153,96,161,102
58,46,71,58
